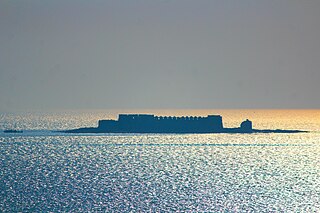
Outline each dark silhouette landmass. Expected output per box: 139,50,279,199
62,114,307,134
3,129,23,133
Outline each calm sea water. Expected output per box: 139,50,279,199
0,110,319,212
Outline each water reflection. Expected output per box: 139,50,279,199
0,134,319,211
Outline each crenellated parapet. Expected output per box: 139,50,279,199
118,114,220,121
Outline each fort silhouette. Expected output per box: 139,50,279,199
63,114,305,134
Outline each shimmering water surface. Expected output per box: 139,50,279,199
0,110,319,212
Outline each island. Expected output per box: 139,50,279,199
62,114,307,134
3,129,23,133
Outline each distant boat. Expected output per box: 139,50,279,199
3,129,23,133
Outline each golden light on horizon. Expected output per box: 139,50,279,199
87,109,320,131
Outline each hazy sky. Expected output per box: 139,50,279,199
1,0,320,111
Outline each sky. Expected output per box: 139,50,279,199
1,0,320,111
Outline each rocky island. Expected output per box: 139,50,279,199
62,114,306,134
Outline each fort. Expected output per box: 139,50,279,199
63,114,305,134
98,114,225,133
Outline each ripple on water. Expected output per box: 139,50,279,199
0,134,319,212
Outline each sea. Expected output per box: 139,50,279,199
0,109,319,212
